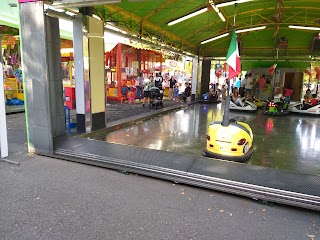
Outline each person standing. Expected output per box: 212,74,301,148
256,74,266,98
154,73,163,89
283,86,293,103
173,84,179,100
245,73,254,95
136,72,143,99
168,76,177,100
221,84,227,100
142,76,155,107
214,83,221,98
273,87,285,111
240,74,247,97
235,77,241,89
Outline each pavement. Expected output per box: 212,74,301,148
1,100,320,240
5,105,25,115
105,99,185,122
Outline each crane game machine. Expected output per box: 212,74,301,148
61,48,75,110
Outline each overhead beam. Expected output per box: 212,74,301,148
282,9,306,23
253,12,273,23
142,0,176,21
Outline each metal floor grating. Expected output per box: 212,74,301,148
52,135,320,211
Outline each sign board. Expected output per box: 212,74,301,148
275,70,280,83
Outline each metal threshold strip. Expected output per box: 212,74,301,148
53,148,320,211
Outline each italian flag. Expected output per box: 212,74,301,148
226,29,241,80
315,66,320,79
305,67,312,78
269,63,277,75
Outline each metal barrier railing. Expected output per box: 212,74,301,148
64,106,76,134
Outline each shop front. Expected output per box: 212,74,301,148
1,30,24,107
105,43,163,102
1,27,76,109
60,40,75,110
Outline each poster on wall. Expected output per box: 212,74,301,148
275,70,280,87
125,67,134,76
132,61,139,70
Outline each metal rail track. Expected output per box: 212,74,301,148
51,148,320,211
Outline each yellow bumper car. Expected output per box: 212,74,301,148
203,96,254,162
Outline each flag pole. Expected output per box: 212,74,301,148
271,66,276,100
233,4,236,26
233,2,237,96
308,64,311,86
270,48,279,100
317,73,319,96
222,4,237,127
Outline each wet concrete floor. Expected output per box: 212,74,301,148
92,103,320,176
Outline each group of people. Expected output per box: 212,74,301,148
137,71,320,110
203,83,227,102
302,89,318,109
136,72,191,107
237,73,267,99
209,72,264,103
206,76,257,105
269,86,320,111
273,86,293,104
167,75,192,102
239,73,255,96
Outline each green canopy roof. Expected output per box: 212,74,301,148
93,0,320,63
2,0,320,69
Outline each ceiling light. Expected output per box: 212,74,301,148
51,2,62,6
168,7,208,26
217,12,226,22
288,25,320,31
236,26,266,33
92,14,101,20
65,11,77,16
200,26,265,45
45,9,75,20
209,0,219,12
212,5,219,12
105,24,127,34
209,0,226,22
52,0,121,8
216,0,253,8
44,4,65,12
201,33,229,44
106,25,121,32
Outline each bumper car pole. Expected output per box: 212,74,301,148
222,95,230,126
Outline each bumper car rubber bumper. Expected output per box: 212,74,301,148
201,99,221,104
263,110,289,116
203,146,253,162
